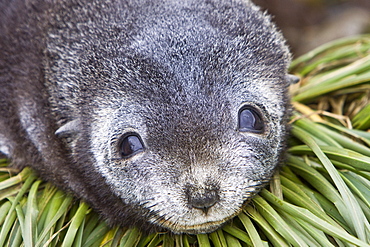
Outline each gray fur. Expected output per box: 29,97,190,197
0,0,291,234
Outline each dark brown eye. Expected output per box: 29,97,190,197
238,106,264,133
119,134,144,158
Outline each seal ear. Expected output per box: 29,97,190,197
285,74,300,85
55,119,81,138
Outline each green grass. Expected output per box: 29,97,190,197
1,35,370,246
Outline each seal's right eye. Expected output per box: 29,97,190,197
238,106,264,133
119,134,144,158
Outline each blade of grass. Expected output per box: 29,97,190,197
221,225,252,246
0,201,11,225
224,233,242,247
279,180,342,228
0,170,36,247
289,35,370,71
209,229,227,247
3,208,18,246
296,45,368,77
145,233,163,247
174,235,183,247
100,226,120,247
72,217,85,247
42,220,71,247
238,212,265,247
36,184,59,231
0,173,24,191
61,202,90,247
294,66,370,102
14,203,25,243
293,118,342,147
280,166,304,185
119,227,141,247
286,155,343,208
82,221,110,246
357,197,370,222
289,145,370,172
277,210,324,246
260,189,370,247
162,234,174,247
36,193,73,247
280,172,350,230
286,156,354,231
320,122,370,147
182,235,191,247
352,104,370,130
24,180,41,247
314,123,370,157
137,232,158,247
289,216,336,247
292,126,370,242
253,195,309,246
244,206,289,247
0,167,32,202
8,221,22,247
81,213,100,242
341,172,370,209
197,234,211,247
0,185,23,202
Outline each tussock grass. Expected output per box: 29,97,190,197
1,35,370,246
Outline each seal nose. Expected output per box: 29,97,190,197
186,186,219,214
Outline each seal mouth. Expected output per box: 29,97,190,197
144,182,264,234
150,206,244,234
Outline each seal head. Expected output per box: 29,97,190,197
0,0,291,234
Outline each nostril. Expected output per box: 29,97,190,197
186,188,219,214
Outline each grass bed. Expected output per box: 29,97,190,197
1,35,370,246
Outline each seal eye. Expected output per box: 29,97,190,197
119,134,144,158
238,106,264,133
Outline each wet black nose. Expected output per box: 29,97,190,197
186,186,219,214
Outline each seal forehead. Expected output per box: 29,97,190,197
128,0,290,78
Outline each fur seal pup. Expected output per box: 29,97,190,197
0,0,294,234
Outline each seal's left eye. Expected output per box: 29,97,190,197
238,106,264,133
119,134,144,158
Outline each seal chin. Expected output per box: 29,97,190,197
158,218,230,234
175,222,226,235
150,207,243,234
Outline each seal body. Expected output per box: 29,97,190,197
0,0,291,234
